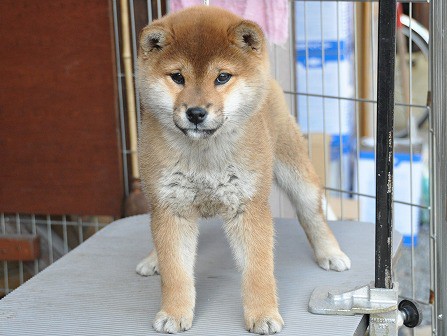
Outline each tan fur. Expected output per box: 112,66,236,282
137,5,350,334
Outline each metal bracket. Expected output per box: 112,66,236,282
309,282,403,336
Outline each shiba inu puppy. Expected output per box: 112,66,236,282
136,5,351,334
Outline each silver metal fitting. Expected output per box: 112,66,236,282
309,282,403,336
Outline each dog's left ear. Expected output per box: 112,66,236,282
228,20,265,53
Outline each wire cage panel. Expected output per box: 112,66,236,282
0,213,112,297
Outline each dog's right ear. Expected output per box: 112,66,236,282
139,25,171,57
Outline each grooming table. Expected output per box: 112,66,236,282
0,215,401,336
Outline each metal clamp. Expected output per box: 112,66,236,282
309,282,422,336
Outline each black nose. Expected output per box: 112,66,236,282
186,107,207,125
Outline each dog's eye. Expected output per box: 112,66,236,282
215,73,232,85
170,73,185,85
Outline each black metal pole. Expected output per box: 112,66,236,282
375,0,397,289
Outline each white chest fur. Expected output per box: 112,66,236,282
157,159,257,219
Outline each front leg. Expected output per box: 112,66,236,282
151,209,199,333
225,201,284,335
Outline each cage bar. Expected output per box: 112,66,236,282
430,0,447,333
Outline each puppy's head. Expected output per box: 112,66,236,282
137,5,270,140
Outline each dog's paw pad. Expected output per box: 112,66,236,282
136,254,159,276
153,311,192,333
317,250,351,272
246,313,284,335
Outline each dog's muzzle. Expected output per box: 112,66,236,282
173,105,223,139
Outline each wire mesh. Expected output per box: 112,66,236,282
0,213,111,297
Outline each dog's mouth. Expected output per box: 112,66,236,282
177,126,218,139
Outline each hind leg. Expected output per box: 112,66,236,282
274,120,351,271
136,249,159,276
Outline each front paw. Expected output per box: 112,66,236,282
316,249,351,272
245,310,284,335
153,310,193,333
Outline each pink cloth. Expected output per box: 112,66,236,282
169,0,289,45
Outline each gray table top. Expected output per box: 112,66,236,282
0,215,400,336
